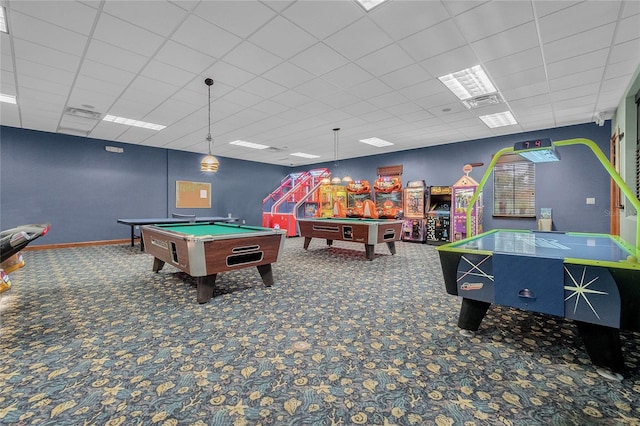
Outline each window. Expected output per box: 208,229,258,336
493,154,535,218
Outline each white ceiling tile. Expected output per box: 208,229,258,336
501,82,550,102
1,104,20,127
249,16,318,59
368,91,409,109
220,89,264,109
85,39,148,73
347,78,393,100
615,14,640,45
546,49,609,79
544,24,616,64
533,1,581,18
15,58,75,87
378,64,432,90
194,0,276,38
66,86,118,113
282,1,363,40
240,77,288,98
320,63,375,90
289,43,349,76
608,39,640,65
341,101,378,117
398,79,447,101
369,0,449,40
399,19,466,62
472,21,539,62
443,1,489,17
325,17,393,61
549,68,604,92
295,78,342,100
494,66,547,92
9,0,97,35
455,1,534,42
154,41,216,74
356,44,415,77
262,61,315,88
141,60,197,87
420,45,479,78
270,90,312,109
251,99,290,116
538,1,621,44
483,47,544,79
92,13,165,57
171,15,241,58
11,12,87,57
222,41,283,75
103,1,188,36
604,59,638,81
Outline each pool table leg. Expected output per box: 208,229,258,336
386,241,396,255
575,321,625,375
365,244,375,260
196,274,217,304
152,257,165,272
257,264,274,287
303,237,312,250
458,298,491,331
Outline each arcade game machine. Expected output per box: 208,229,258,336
318,181,347,218
402,180,428,242
451,164,483,241
346,180,377,218
373,165,403,219
426,186,452,245
262,169,330,236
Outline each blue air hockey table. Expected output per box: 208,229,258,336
438,229,640,378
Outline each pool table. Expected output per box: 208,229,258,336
437,229,640,378
141,222,286,303
297,217,403,260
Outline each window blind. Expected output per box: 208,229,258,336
493,161,535,217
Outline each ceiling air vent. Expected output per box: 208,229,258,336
64,106,101,120
267,146,283,152
463,94,502,109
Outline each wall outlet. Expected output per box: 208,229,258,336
586,197,596,204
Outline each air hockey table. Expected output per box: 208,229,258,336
438,229,640,378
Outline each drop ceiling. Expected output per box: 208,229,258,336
1,0,638,167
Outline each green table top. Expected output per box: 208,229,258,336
154,223,269,237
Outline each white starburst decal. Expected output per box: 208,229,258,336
564,266,608,319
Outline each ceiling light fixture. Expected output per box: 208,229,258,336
229,140,270,150
291,152,320,159
102,114,165,130
0,93,16,104
438,65,496,101
200,78,219,172
359,137,393,147
355,0,388,11
332,128,352,184
479,111,518,128
0,6,8,33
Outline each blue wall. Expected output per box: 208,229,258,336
0,122,612,246
0,126,286,244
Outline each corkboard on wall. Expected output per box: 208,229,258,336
176,180,211,208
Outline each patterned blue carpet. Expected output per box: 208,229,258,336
1,238,639,425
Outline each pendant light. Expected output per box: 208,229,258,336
331,127,352,183
200,78,219,172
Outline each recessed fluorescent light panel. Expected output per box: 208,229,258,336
0,6,8,33
359,137,394,147
356,0,388,11
0,93,16,104
102,115,166,130
229,140,270,150
439,65,496,101
290,152,320,159
479,111,518,128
